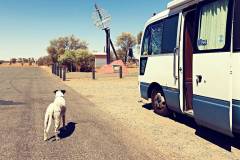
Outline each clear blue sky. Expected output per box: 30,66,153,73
0,0,170,60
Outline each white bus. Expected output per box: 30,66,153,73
139,0,240,137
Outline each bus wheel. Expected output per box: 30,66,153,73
151,88,169,116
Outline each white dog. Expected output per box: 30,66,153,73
44,90,66,141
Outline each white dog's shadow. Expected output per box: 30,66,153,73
47,122,77,142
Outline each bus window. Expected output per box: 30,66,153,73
141,27,150,55
162,15,179,53
233,0,240,51
151,22,163,55
197,0,229,50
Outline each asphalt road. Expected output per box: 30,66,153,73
0,67,166,160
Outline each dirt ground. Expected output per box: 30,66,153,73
42,66,240,160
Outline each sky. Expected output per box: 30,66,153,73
0,0,170,60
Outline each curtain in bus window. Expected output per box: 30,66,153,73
151,22,163,55
142,28,150,55
197,0,229,50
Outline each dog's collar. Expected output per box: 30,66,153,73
57,95,64,97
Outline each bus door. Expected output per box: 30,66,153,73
180,8,197,115
192,0,233,136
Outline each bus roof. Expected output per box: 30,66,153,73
145,0,204,27
167,0,197,9
145,10,170,26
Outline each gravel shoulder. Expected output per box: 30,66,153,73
54,68,240,160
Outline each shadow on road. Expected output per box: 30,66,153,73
58,122,77,139
0,100,25,106
48,122,77,142
142,103,153,110
195,127,240,151
142,103,240,152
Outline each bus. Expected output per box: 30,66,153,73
139,0,240,137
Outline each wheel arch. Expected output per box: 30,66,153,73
147,82,163,98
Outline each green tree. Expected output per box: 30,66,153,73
37,56,52,66
10,58,17,64
58,50,76,71
58,49,94,72
31,58,35,63
17,58,24,66
47,35,88,63
116,32,136,63
28,58,35,66
23,58,28,63
75,49,94,72
116,49,126,62
17,58,23,63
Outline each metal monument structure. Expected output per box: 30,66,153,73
92,4,118,64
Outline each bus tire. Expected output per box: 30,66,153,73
151,88,169,116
